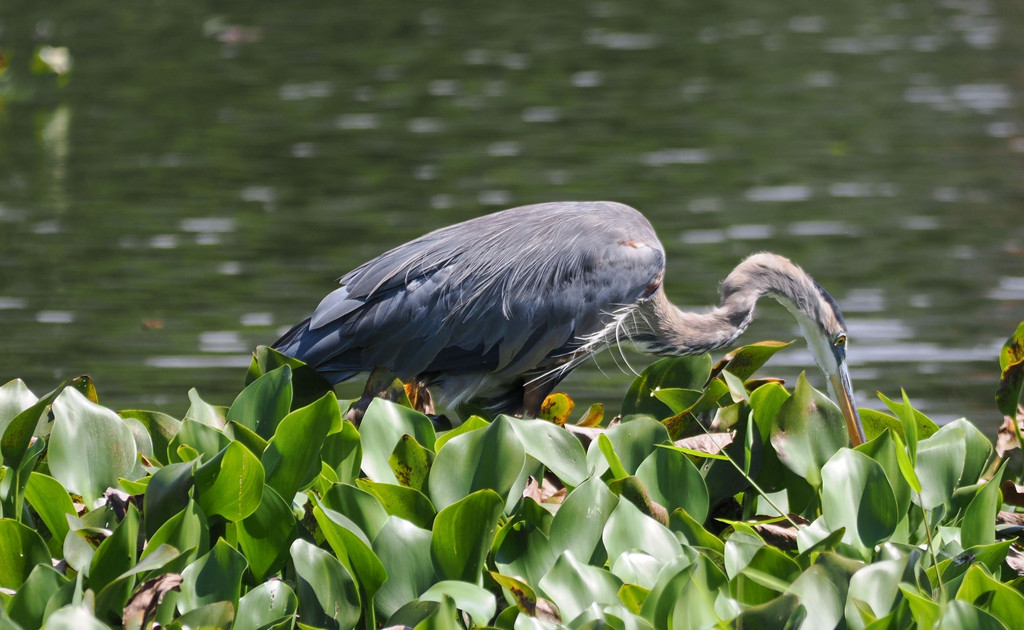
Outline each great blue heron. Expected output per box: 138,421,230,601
274,201,866,445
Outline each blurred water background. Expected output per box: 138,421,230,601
1,1,1022,433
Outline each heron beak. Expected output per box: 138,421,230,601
829,362,865,446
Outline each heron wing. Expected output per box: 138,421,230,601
278,201,667,386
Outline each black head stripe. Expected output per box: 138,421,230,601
814,281,846,328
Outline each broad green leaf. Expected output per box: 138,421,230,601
748,381,790,442
184,388,225,428
0,519,52,589
431,489,504,583
262,391,339,500
586,417,670,478
821,449,899,556
227,364,293,439
0,379,38,435
373,517,435,618
914,424,967,510
246,345,334,410
539,551,623,621
652,388,703,415
356,479,436,530
508,418,589,487
598,433,629,480
859,409,904,443
622,355,712,419
322,483,390,540
420,580,497,628
788,554,856,630
194,441,265,522
734,545,802,605
390,434,434,490
877,391,939,444
937,600,1007,630
610,551,666,590
235,581,298,630
900,583,942,630
169,602,234,630
178,538,248,613
42,605,112,630
119,410,180,466
322,420,362,484
89,503,140,599
855,431,912,520
143,498,208,561
360,398,437,484
314,503,388,622
548,476,619,566
167,418,230,464
237,484,296,580
944,418,993,487
24,472,75,557
640,554,724,630
996,321,1024,418
3,383,58,469
224,420,268,457
844,559,904,627
49,387,139,506
770,373,849,488
290,538,361,629
433,415,488,452
962,466,1004,549
493,499,558,588
635,447,709,522
668,509,724,554
6,564,67,630
956,564,1024,628
603,496,682,565
732,594,802,629
428,415,525,510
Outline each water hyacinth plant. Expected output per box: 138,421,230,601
1,323,1024,629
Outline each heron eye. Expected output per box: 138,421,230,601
833,334,847,347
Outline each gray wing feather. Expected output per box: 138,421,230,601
276,201,666,386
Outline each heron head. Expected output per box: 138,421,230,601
785,283,866,446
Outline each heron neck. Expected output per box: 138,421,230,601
634,253,817,356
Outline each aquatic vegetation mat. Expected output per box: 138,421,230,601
3,325,1024,629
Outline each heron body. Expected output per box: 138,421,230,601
274,201,865,444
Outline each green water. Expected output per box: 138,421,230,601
1,1,1022,431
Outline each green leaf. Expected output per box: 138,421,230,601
635,447,709,522
6,564,68,630
237,484,296,581
652,388,703,415
878,391,939,444
356,479,436,530
169,602,234,630
0,519,53,589
142,461,196,541
855,431,913,520
224,420,269,457
118,410,180,466
262,391,339,501
859,408,904,443
428,415,525,510
938,600,1008,630
539,550,623,621
235,581,298,630
712,341,793,381
167,418,230,464
420,580,497,628
42,605,112,630
246,345,334,410
89,503,140,600
996,321,1024,418
962,466,1004,549
373,516,436,618
789,554,856,630
914,423,968,510
227,364,293,439
313,503,388,624
431,489,504,583
586,417,670,478
668,508,724,554
321,483,390,540
821,449,899,556
603,496,682,566
360,398,437,484
0,379,38,435
48,387,139,506
547,476,619,567
184,388,226,428
390,434,434,490
770,373,849,487
598,433,629,480
24,472,75,557
433,415,488,452
290,538,361,630
178,538,248,613
622,356,712,419
508,418,589,487
3,384,58,469
194,441,266,522
322,420,362,484
956,564,1024,628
